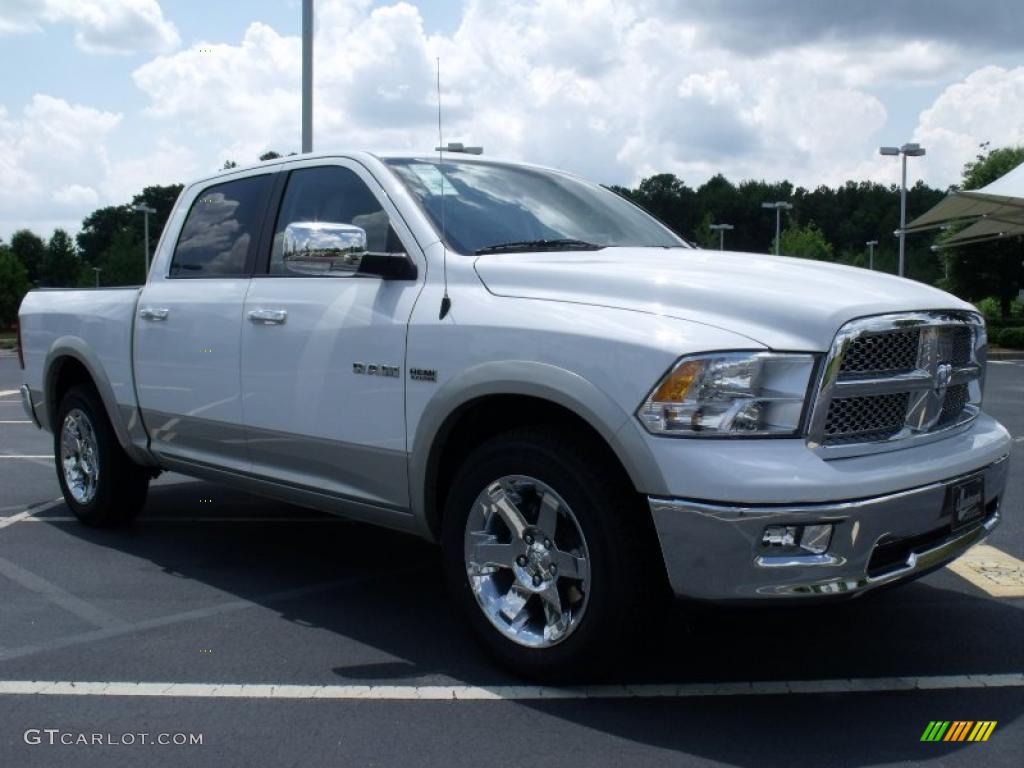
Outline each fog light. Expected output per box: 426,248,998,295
762,525,798,547
799,524,833,555
762,523,834,554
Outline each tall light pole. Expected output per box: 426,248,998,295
302,0,313,153
761,201,793,255
92,267,102,287
133,203,156,275
880,142,926,277
708,223,734,251
866,239,878,270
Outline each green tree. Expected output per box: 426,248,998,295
76,205,133,266
96,229,146,286
614,171,946,278
76,184,182,269
778,221,833,260
620,173,698,238
259,151,282,161
942,144,1024,315
0,244,30,327
961,142,1024,190
131,184,183,252
42,229,80,287
222,159,237,170
693,211,717,249
9,229,46,285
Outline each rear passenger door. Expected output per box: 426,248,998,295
239,161,423,512
135,173,274,471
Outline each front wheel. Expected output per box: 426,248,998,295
442,427,662,681
54,385,149,527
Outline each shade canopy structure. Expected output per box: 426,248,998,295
905,161,1024,248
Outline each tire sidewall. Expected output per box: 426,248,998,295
54,386,121,523
442,431,632,678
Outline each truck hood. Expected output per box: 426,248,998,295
473,247,974,351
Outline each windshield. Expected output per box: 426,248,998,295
384,158,687,255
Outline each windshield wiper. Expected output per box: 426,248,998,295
475,238,602,255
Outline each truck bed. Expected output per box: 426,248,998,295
19,288,143,434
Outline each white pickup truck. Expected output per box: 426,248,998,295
18,152,1011,678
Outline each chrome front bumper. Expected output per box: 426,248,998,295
19,384,40,428
649,454,1009,601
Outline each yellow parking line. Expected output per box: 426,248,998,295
947,544,1024,598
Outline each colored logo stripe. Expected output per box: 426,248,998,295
920,721,996,742
944,721,972,741
968,721,997,742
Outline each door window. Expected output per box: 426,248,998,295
170,174,273,277
269,166,403,275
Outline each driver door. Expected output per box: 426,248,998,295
239,160,423,511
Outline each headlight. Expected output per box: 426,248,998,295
637,352,816,436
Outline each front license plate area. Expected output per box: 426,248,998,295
947,475,985,528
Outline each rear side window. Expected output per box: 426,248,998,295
170,175,272,277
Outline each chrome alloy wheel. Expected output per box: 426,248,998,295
60,408,100,504
464,475,591,648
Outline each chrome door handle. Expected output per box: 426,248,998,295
247,309,287,325
139,307,170,321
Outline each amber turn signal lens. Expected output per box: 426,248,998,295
651,359,703,402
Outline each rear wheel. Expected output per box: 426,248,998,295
54,385,149,527
442,427,661,681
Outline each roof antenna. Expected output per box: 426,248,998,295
436,57,452,320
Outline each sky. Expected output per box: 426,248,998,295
1,0,1023,240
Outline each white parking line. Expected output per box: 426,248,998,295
0,389,20,397
0,455,52,459
0,420,32,424
0,557,129,629
0,500,62,531
0,569,422,663
0,674,1020,701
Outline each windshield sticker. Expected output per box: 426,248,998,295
408,164,459,196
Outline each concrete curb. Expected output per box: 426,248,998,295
989,348,1024,361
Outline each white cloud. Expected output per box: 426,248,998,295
53,184,100,207
4,0,1023,240
103,138,199,202
0,94,193,239
124,0,901,188
0,0,179,54
0,95,121,233
912,65,1024,186
133,22,301,159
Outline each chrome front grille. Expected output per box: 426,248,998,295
839,329,919,376
950,326,973,366
824,392,910,443
808,312,985,456
938,383,970,427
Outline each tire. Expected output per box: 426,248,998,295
54,384,149,527
441,426,663,682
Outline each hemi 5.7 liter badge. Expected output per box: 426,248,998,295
409,368,437,382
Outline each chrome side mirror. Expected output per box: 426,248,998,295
282,222,367,276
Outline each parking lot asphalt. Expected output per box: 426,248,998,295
0,350,1021,767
